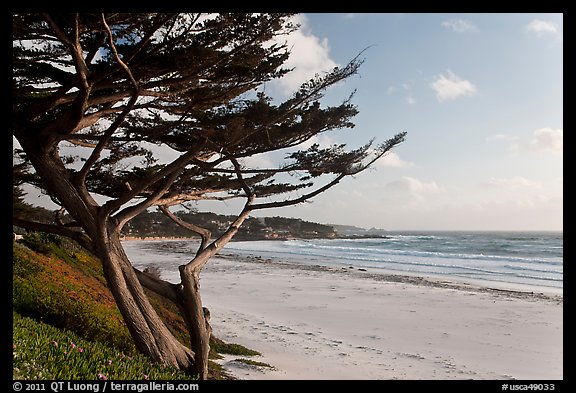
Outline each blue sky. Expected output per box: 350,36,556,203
244,13,563,231
17,13,562,231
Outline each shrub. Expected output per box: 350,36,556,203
12,236,246,380
13,312,193,380
13,241,135,353
210,336,260,357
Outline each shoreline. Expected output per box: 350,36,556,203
199,254,562,380
121,239,563,380
215,251,563,301
122,237,563,297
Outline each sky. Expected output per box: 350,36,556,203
238,13,563,231
17,13,563,232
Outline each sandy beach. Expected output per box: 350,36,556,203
198,253,563,380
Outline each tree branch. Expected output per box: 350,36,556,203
228,155,254,198
133,266,181,305
159,205,212,257
41,14,93,137
248,131,407,210
13,217,95,253
248,174,346,211
182,194,255,275
111,168,183,231
74,13,141,187
101,148,198,220
156,192,239,207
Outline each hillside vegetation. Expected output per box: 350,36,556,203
12,232,259,380
123,210,338,240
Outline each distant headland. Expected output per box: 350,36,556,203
121,210,388,241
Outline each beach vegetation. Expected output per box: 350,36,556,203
13,238,136,354
13,311,191,380
232,358,275,369
13,13,406,379
210,337,261,357
12,235,249,379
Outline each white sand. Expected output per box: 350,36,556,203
200,254,562,380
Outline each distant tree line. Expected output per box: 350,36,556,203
123,209,338,240
13,188,337,240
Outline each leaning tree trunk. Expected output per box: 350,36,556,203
179,264,211,380
15,136,202,377
96,229,197,373
156,199,255,380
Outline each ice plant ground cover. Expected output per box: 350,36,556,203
12,232,264,379
12,233,191,379
13,312,191,380
13,233,140,353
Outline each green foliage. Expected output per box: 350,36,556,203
19,231,62,254
210,336,260,357
233,358,274,369
13,241,136,354
12,236,249,379
123,209,337,240
14,14,406,232
13,312,193,380
12,246,44,278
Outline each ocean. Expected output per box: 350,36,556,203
123,231,563,293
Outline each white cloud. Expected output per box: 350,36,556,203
527,127,563,154
406,95,416,105
377,152,414,168
383,176,444,203
269,14,339,95
402,82,413,90
482,176,542,190
525,19,561,37
240,152,275,169
492,128,563,155
430,70,477,102
441,19,477,33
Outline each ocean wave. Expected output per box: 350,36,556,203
272,241,563,266
223,236,563,289
125,236,563,289
227,245,561,277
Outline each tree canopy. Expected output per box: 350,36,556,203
13,13,405,232
12,13,406,379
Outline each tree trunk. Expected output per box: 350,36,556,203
15,135,205,377
97,230,196,373
179,265,211,380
